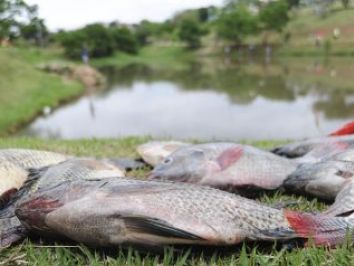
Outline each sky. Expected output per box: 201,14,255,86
26,0,224,31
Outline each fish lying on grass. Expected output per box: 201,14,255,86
14,177,354,248
283,150,354,201
0,158,125,247
137,141,189,167
0,149,70,203
271,121,354,159
149,143,298,194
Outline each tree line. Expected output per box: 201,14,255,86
1,0,352,58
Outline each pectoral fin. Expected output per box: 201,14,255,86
123,216,204,241
216,146,243,171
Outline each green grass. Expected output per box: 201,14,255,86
92,45,197,70
0,47,84,135
278,7,354,56
1,137,353,265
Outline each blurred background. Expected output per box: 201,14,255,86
1,0,354,141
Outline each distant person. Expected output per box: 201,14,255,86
81,47,89,64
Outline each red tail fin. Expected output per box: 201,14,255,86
285,210,353,247
329,121,354,137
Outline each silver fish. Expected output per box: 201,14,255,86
149,143,298,193
15,177,354,247
0,158,124,247
137,141,189,167
271,135,354,159
283,151,354,201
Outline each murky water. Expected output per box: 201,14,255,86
24,58,354,141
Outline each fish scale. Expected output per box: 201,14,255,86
0,149,70,169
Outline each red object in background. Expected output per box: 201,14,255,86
329,121,354,136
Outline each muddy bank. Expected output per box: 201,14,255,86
37,62,106,89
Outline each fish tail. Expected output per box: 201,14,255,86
329,121,354,136
285,210,354,247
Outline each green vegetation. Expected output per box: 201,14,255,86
0,137,353,265
0,47,83,135
216,4,259,45
178,19,207,49
91,45,196,69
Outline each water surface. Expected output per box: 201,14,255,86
24,58,354,141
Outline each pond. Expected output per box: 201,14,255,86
23,57,354,141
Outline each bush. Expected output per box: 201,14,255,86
57,23,115,59
110,27,139,54
178,19,206,49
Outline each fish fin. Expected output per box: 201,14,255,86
329,121,354,136
216,146,243,171
285,210,353,247
104,158,147,171
123,216,204,241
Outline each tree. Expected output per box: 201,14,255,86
178,19,206,49
216,5,258,44
110,27,138,54
259,0,289,32
287,0,301,9
57,24,115,59
1,1,48,42
341,0,350,8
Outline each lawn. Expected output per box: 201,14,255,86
0,137,353,265
0,47,84,136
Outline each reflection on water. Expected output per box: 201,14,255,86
24,58,354,140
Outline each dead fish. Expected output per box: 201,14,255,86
272,120,354,159
15,177,354,248
0,158,124,247
0,149,70,205
148,143,298,194
137,141,189,167
283,150,354,201
271,135,354,159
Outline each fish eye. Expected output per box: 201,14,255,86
163,157,173,164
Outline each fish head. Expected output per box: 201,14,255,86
148,147,212,183
284,161,351,200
